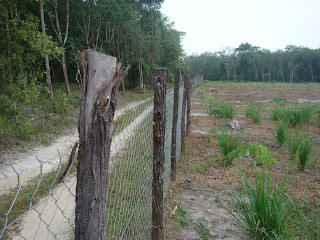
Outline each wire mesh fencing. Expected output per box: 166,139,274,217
0,74,202,239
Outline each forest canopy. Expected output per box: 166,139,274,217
0,0,185,100
186,43,320,83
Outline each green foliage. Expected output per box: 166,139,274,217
271,105,315,127
207,101,235,119
287,132,300,160
270,97,287,105
186,43,320,83
197,85,204,91
216,128,240,166
201,95,216,104
178,205,191,226
246,104,262,124
271,106,285,121
274,121,288,146
194,218,214,239
298,135,313,171
0,83,81,148
226,142,278,167
232,170,295,239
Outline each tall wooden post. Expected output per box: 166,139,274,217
186,72,191,134
75,50,130,240
152,69,167,240
181,70,188,154
170,68,180,181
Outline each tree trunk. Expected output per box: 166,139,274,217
152,68,167,240
75,50,130,240
61,49,71,95
40,0,54,100
51,0,71,95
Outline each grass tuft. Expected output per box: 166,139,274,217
207,101,235,119
232,169,295,239
297,135,313,171
271,105,315,127
216,128,240,166
246,104,262,124
287,132,300,160
274,121,288,146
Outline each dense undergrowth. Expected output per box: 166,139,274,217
0,82,153,151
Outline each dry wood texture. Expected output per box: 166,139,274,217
75,49,130,240
152,68,167,240
186,72,191,134
170,68,180,181
181,70,188,154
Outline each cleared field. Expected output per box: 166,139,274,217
164,81,320,239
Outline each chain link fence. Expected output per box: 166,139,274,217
0,75,202,239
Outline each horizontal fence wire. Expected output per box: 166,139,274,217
0,76,201,239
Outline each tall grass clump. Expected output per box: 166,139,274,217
246,104,262,124
287,132,300,160
232,170,295,239
271,105,314,127
298,135,313,171
274,121,288,146
207,101,235,119
216,128,240,166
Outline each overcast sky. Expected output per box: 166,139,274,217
161,0,320,55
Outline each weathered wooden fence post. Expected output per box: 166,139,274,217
186,72,192,135
181,70,188,154
152,68,167,240
170,68,180,181
75,50,130,240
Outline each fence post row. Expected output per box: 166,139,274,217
170,68,180,181
75,50,129,240
152,68,167,240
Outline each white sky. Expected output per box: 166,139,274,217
161,0,320,55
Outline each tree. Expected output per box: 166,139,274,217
285,45,300,83
40,0,54,100
47,0,71,95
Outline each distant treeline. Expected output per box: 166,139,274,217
0,0,184,102
186,42,320,83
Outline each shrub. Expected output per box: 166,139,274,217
207,101,235,119
246,104,262,124
216,128,240,166
232,170,295,239
298,135,313,171
274,121,288,146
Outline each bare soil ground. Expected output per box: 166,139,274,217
164,82,320,239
